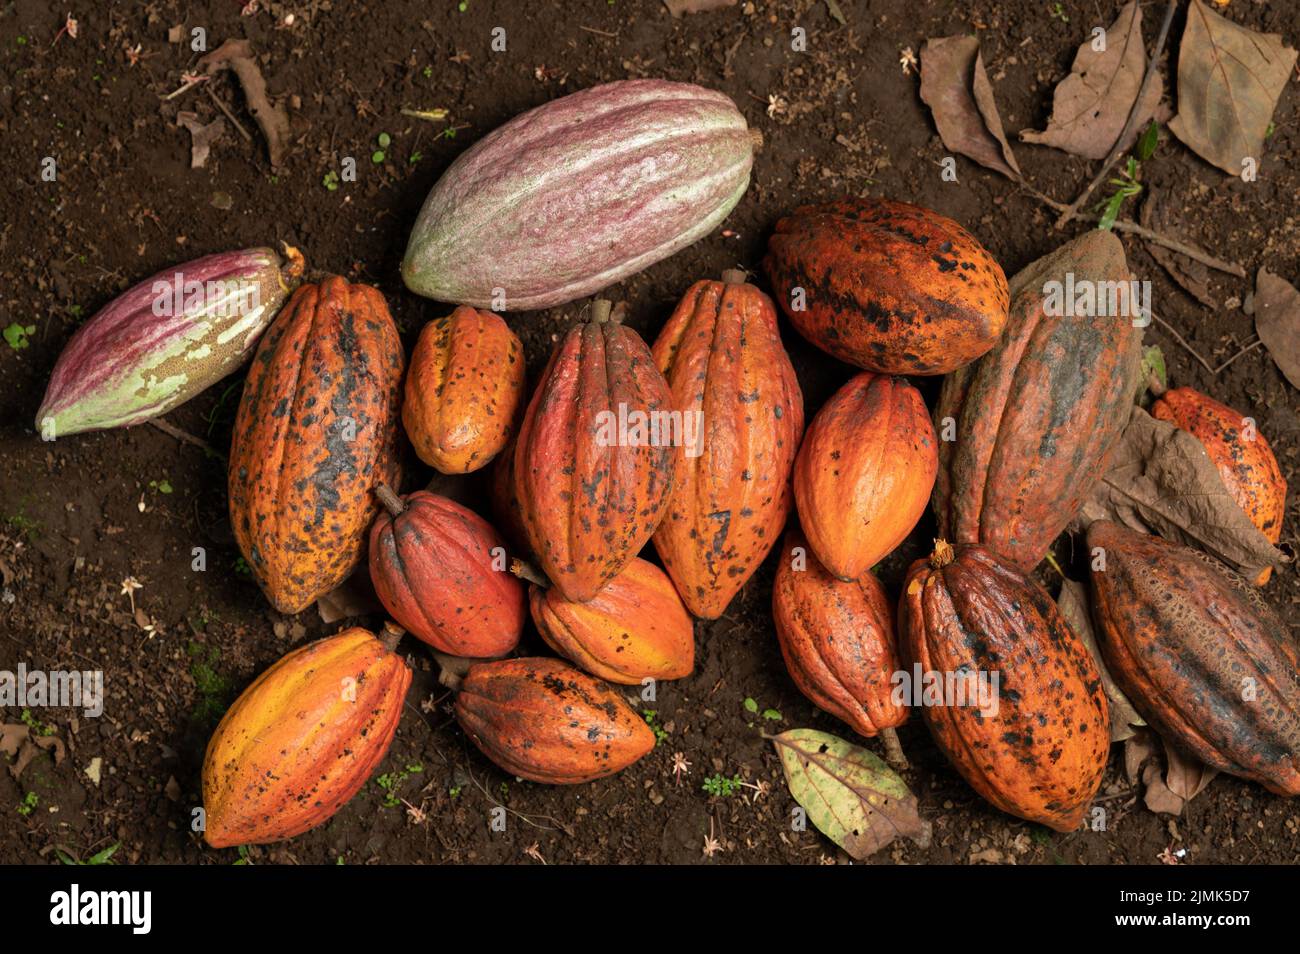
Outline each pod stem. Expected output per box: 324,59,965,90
929,539,955,570
879,728,908,771
1147,371,1168,398
590,299,613,324
510,558,550,588
431,650,470,691
375,483,406,517
280,242,306,283
379,621,405,652
721,269,748,286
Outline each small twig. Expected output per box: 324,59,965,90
162,74,209,101
206,85,252,141
400,107,449,122
1055,0,1178,229
1150,312,1216,375
148,418,222,457
577,25,618,38
1213,338,1263,375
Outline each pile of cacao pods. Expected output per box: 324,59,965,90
37,77,1295,851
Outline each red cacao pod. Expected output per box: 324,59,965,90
402,305,525,474
772,528,908,744
368,485,524,658
229,276,404,614
764,197,1009,375
453,657,656,783
525,557,694,684
202,626,411,848
793,372,937,581
900,541,1109,831
651,271,804,618
1088,520,1300,795
514,300,676,602
1151,387,1288,585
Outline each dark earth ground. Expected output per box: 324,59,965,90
1,0,1297,865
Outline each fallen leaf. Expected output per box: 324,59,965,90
176,111,225,169
1255,268,1300,389
662,0,736,16
199,39,292,169
1021,1,1167,160
1078,406,1286,578
771,728,929,860
5,727,66,781
920,35,1021,179
316,571,382,624
1057,579,1145,742
1124,728,1159,786
1137,732,1217,815
0,723,26,759
1141,189,1215,307
1168,0,1297,175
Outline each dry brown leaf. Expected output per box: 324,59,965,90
919,35,1021,179
1136,731,1217,815
3,724,66,780
1057,578,1145,742
1078,406,1286,578
316,571,382,624
1255,268,1300,389
662,0,736,16
1141,189,1215,307
199,39,291,169
1168,0,1297,175
1021,1,1167,160
177,111,225,169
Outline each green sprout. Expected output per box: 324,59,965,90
322,170,340,191
17,792,38,817
702,773,744,798
4,323,35,350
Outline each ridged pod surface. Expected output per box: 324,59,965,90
935,229,1142,571
402,306,525,474
793,372,937,581
651,272,804,618
527,557,694,684
369,487,525,658
402,79,754,310
229,277,404,614
1151,387,1288,584
453,657,656,783
900,542,1110,831
202,627,410,848
1087,520,1300,795
37,246,302,436
772,528,907,739
764,197,1008,374
514,302,675,602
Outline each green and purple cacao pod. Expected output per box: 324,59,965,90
401,80,755,311
37,246,303,437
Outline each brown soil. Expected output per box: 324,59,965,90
1,0,1298,866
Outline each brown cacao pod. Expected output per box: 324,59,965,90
935,229,1142,571
1151,387,1288,585
1087,520,1300,795
453,657,656,783
526,557,694,684
514,300,676,602
369,485,525,657
651,271,804,618
202,627,411,847
229,277,404,614
772,528,908,740
402,305,525,474
794,372,937,581
900,541,1110,831
764,197,1009,375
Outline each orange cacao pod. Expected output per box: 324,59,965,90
514,300,676,602
1088,520,1300,795
402,305,525,474
900,541,1109,831
525,557,694,684
793,372,937,581
1151,387,1288,584
772,528,907,740
202,627,411,847
764,197,1009,375
487,434,532,556
229,277,404,614
453,657,656,783
368,485,524,657
651,271,804,618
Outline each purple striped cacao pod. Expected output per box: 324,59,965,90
401,79,755,311
36,245,303,437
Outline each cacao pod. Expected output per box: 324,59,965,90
488,434,532,556
935,229,1142,571
229,276,404,614
1151,387,1287,584
453,657,656,783
514,300,676,602
793,372,937,581
525,557,694,684
764,197,1008,375
900,541,1110,831
369,485,525,658
202,626,411,848
1087,519,1300,795
651,270,804,618
772,528,908,741
402,80,754,310
402,306,526,474
37,246,303,437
